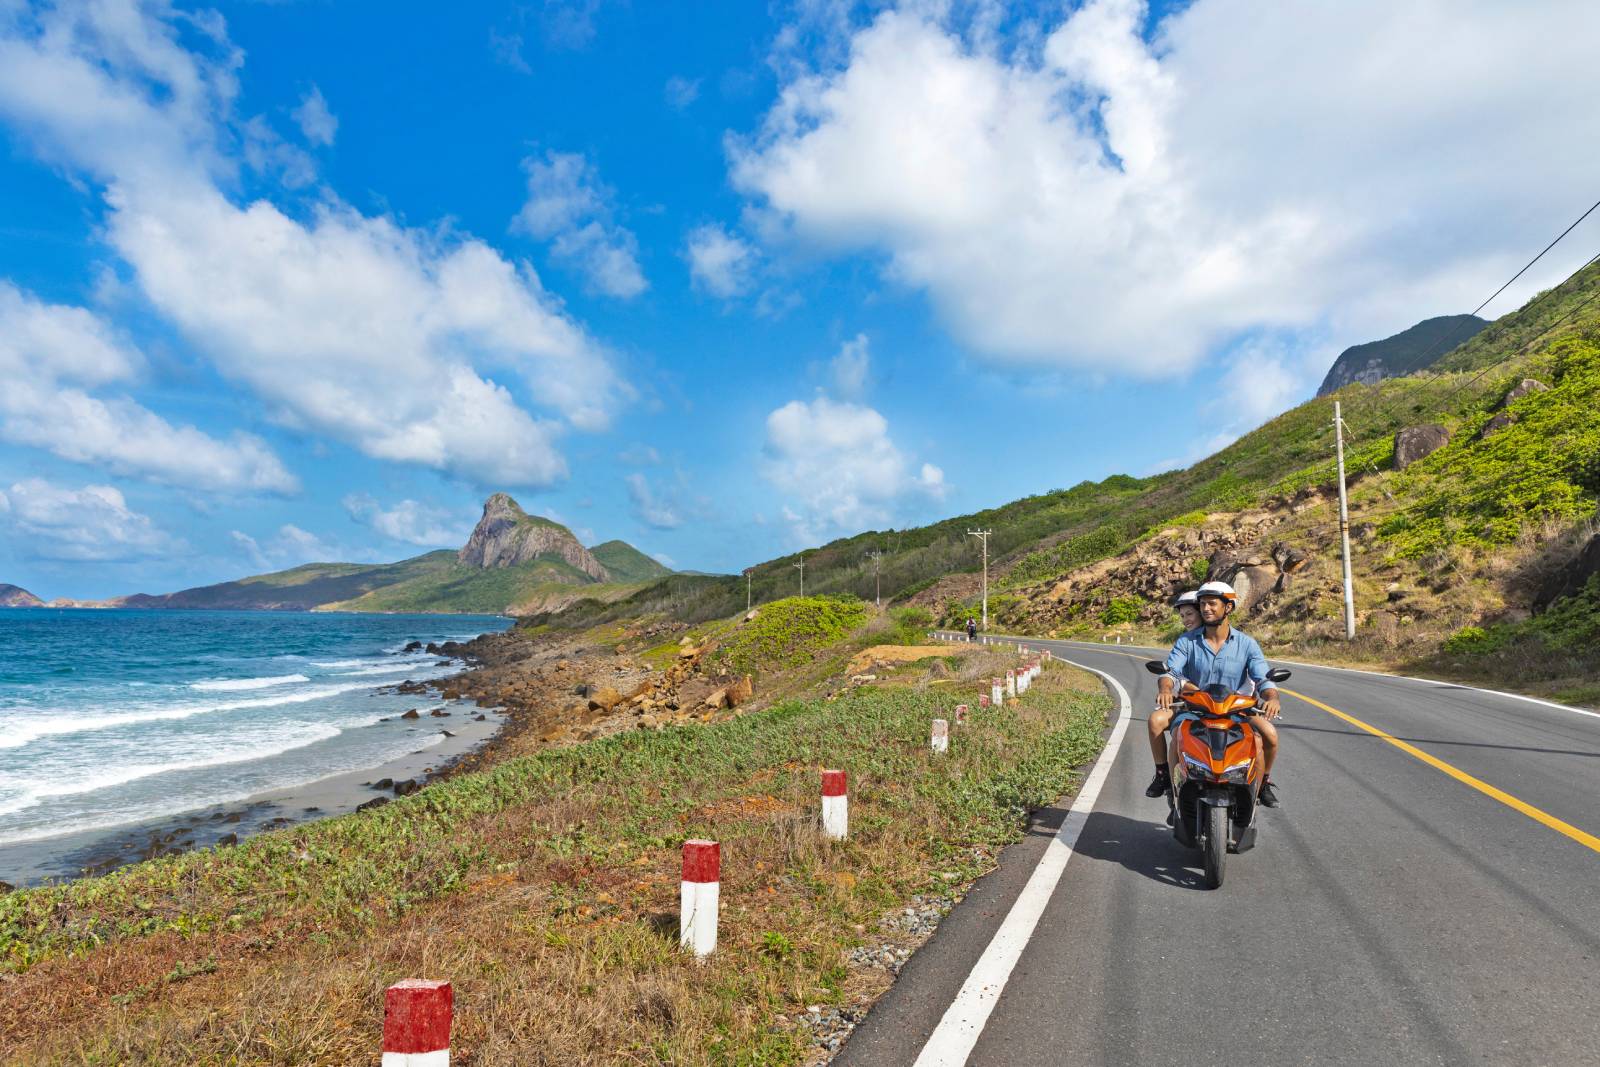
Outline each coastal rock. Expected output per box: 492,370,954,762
430,708,450,717
403,641,423,652
371,778,394,790
356,797,389,812
458,493,609,579
393,779,420,796
400,709,421,720
216,833,238,847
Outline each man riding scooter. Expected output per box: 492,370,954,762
1145,581,1283,807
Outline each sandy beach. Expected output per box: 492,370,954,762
0,700,509,888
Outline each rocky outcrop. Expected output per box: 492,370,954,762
1394,424,1450,470
0,584,44,607
1479,378,1549,440
1317,315,1486,396
458,493,608,579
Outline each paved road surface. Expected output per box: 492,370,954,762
836,637,1600,1067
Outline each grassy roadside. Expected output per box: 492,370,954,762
0,653,1109,1065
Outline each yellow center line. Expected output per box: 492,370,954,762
1281,686,1600,856
1040,641,1600,856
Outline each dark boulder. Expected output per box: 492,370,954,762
403,641,423,652
399,708,421,720
1394,424,1450,470
393,778,420,796
1532,534,1600,612
356,796,389,812
371,778,394,790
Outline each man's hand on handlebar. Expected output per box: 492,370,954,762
1156,676,1174,712
1258,689,1282,720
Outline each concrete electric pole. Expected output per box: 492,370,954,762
1334,401,1356,640
867,549,882,607
794,559,805,597
967,529,991,631
743,568,753,613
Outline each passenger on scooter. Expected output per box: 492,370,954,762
1145,581,1283,807
1143,591,1200,784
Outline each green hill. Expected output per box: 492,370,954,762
120,552,460,611
320,557,608,614
540,258,1600,687
589,540,673,583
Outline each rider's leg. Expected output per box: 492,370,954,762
1256,717,1279,774
1147,707,1174,764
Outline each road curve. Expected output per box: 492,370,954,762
836,637,1600,1067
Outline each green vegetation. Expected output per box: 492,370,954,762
120,551,460,611
320,558,621,614
589,540,674,583
1439,573,1600,673
712,595,871,676
2,661,1109,1065
1099,596,1143,626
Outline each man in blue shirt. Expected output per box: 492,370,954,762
1146,580,1283,807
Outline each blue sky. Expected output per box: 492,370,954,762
2,0,1598,599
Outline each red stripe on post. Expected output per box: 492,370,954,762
821,769,847,797
383,979,452,1055
682,839,721,883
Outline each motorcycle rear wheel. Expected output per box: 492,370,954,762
1202,804,1227,889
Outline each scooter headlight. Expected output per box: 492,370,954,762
1221,759,1252,784
1181,754,1213,779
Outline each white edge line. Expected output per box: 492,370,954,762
911,659,1133,1067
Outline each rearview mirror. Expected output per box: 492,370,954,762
1144,660,1166,675
1266,667,1291,683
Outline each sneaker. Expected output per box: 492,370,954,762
1144,769,1171,798
1258,778,1280,808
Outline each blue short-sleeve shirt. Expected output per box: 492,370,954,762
1165,627,1276,695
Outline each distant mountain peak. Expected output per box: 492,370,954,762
1317,315,1488,397
459,493,607,578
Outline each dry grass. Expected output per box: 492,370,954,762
1,658,1109,1066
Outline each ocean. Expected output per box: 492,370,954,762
0,608,511,850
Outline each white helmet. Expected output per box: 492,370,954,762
1196,580,1238,606
1173,590,1199,608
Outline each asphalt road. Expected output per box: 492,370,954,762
836,637,1600,1067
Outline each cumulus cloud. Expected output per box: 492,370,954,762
685,223,757,298
0,0,622,489
514,151,647,299
826,333,871,399
292,85,337,147
0,479,174,561
0,282,297,493
762,396,943,541
625,472,683,530
732,0,1600,378
344,493,472,547
230,523,342,570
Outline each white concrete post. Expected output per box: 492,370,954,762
821,770,848,841
931,718,949,753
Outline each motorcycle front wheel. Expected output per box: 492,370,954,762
1202,804,1227,889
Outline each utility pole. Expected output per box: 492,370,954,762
794,558,805,596
967,529,991,631
867,549,882,607
1334,401,1356,640
744,568,752,613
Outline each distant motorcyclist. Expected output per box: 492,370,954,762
966,617,978,642
1146,581,1283,808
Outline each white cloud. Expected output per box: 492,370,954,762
344,493,472,547
0,479,174,561
292,85,337,147
762,396,944,541
625,471,683,530
685,223,757,298
230,523,342,570
619,444,662,466
0,0,623,489
732,0,1600,379
827,333,871,399
0,282,297,493
514,151,647,299
665,75,701,109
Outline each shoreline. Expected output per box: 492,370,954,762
0,640,518,890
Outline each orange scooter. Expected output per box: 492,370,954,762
1143,661,1291,888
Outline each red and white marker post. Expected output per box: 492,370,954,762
821,769,848,841
1005,669,1017,698
1043,650,1052,662
979,692,990,708
931,718,949,753
681,840,720,958
991,678,1003,707
954,703,968,726
383,979,452,1067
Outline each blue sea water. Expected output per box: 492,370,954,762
0,609,511,847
